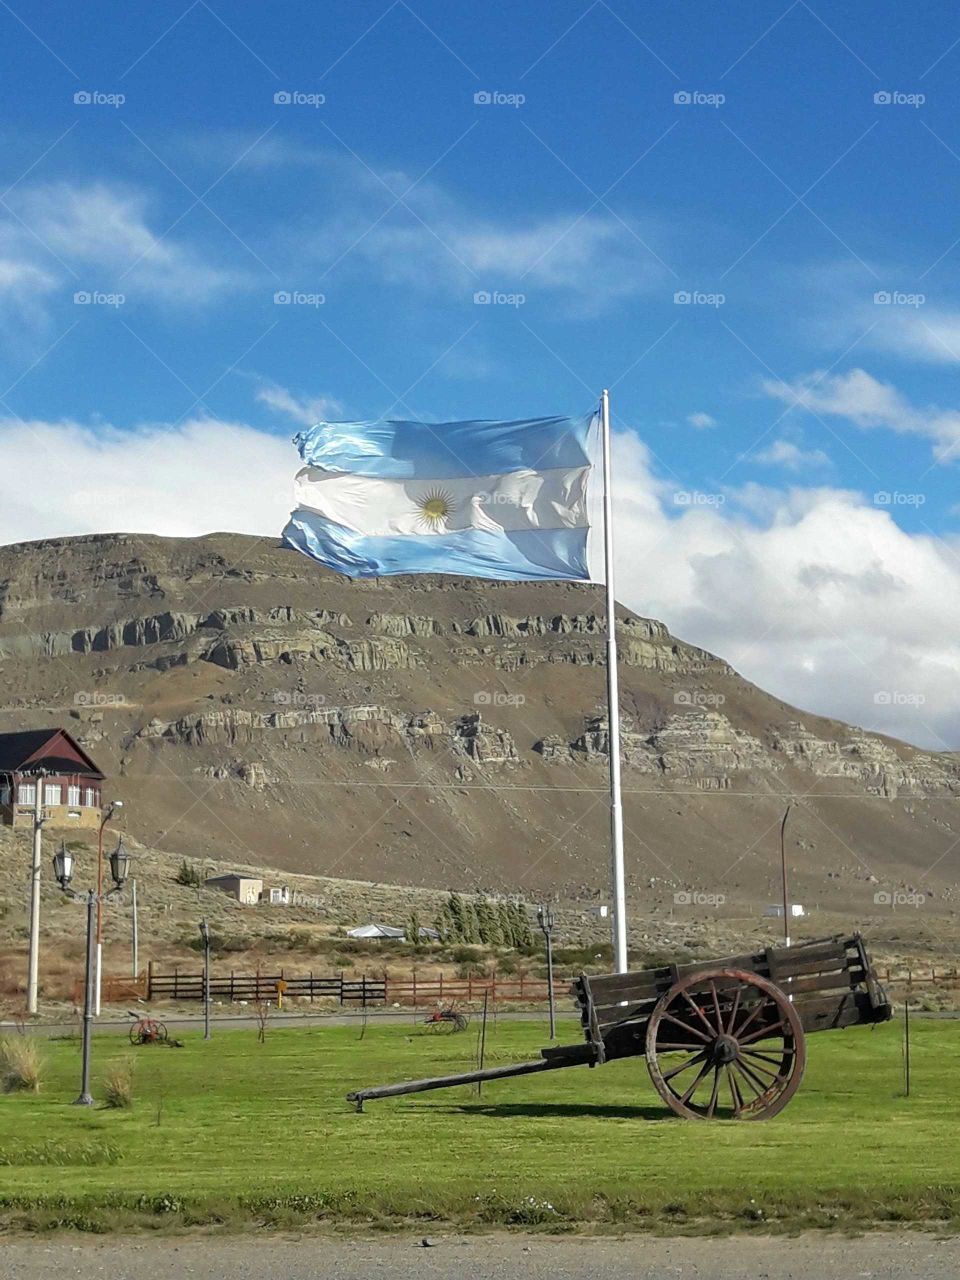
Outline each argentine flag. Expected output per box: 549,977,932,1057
282,411,597,581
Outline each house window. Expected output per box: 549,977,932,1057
67,785,81,806
17,782,36,805
0,783,9,806
84,787,97,807
44,783,62,806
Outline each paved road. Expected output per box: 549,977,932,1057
4,1233,960,1279
7,1007,568,1039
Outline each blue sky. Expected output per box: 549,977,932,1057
3,1,960,747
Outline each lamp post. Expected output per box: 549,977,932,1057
780,802,793,948
94,800,123,1016
199,918,212,1040
536,904,556,1040
53,837,131,1106
25,767,50,1015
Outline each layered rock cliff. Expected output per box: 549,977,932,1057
0,532,956,915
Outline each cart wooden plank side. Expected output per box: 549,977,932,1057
346,932,891,1120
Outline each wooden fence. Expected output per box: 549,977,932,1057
81,963,960,1009
115,966,568,1008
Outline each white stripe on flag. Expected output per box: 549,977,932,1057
293,465,590,537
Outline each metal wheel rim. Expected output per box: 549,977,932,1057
645,967,806,1121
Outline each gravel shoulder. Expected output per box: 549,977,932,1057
3,1232,960,1280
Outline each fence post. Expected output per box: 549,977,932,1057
468,974,473,1001
439,970,443,1000
340,969,345,1006
147,959,154,1001
309,970,314,1003
519,970,524,999
174,965,179,1001
412,967,417,1007
362,974,367,1008
230,970,235,1003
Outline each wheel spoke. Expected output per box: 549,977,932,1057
742,1047,793,1066
661,1011,712,1043
657,1040,707,1051
725,985,742,1035
663,1051,708,1082
732,1059,773,1100
709,981,724,1034
681,990,717,1036
736,1058,777,1095
680,1058,714,1104
706,1066,721,1118
738,1053,780,1080
727,1066,744,1116
739,1019,787,1046
731,995,769,1040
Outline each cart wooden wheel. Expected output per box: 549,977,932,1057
645,967,806,1120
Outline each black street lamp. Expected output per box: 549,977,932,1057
53,838,130,1106
536,903,557,1041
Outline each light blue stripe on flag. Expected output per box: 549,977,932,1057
283,510,590,581
292,413,595,479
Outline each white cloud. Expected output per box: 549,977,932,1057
763,367,960,463
0,181,243,316
686,411,716,429
255,382,344,426
595,431,960,749
2,413,959,750
0,416,293,543
752,439,831,471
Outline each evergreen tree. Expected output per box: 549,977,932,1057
407,910,422,945
498,899,518,947
447,893,468,942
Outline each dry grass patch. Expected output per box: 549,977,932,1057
0,1034,44,1093
102,1057,135,1109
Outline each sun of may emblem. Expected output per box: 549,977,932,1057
414,487,455,531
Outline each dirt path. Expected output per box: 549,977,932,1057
3,1232,959,1279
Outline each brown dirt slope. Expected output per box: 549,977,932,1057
0,531,957,924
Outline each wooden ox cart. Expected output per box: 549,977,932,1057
347,933,891,1120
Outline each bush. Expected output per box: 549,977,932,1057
174,859,203,888
0,1035,43,1093
103,1058,135,1109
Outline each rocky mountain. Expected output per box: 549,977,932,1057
0,532,956,921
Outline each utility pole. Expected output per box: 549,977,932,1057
780,802,793,948
200,918,211,1040
131,879,139,979
26,769,48,1016
536,904,556,1040
94,801,123,1016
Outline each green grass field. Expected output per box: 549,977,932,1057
1,1017,959,1232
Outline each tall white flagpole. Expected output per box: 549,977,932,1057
601,388,628,972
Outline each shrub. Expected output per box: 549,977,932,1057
103,1058,135,1109
174,859,203,888
0,1035,43,1093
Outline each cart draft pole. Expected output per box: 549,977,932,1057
601,388,628,973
